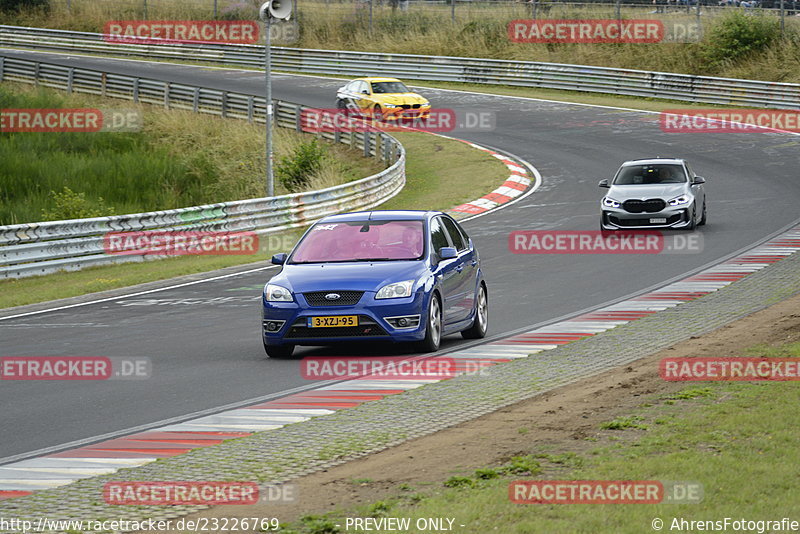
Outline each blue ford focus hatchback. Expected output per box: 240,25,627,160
262,210,487,358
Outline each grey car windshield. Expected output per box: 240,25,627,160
613,164,687,185
371,82,410,94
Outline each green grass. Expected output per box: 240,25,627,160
275,346,800,533
0,131,508,309
0,83,383,225
380,132,509,213
3,0,800,82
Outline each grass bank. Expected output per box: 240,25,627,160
278,341,800,533
0,131,509,309
3,1,800,82
0,82,383,225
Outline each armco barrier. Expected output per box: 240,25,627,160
0,55,406,279
1,25,799,108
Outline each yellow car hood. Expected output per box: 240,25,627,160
374,93,429,106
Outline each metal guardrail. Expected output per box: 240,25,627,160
0,55,406,279
1,25,799,108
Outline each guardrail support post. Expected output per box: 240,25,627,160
247,96,254,123
34,62,40,86
221,92,228,118
364,131,371,157
0,57,5,82
101,72,107,97
295,109,303,132
67,68,74,94
133,78,140,103
193,87,199,112
165,82,171,109
334,129,341,144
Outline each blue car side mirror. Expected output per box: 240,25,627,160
439,247,457,260
271,253,287,265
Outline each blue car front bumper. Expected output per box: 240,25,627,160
262,291,427,347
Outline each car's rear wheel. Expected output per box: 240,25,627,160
461,284,488,339
264,343,295,359
336,98,347,110
698,200,707,226
416,293,442,353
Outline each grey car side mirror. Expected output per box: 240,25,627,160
692,176,706,184
439,247,458,260
271,253,287,265
598,179,610,188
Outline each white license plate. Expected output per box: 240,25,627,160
650,218,667,224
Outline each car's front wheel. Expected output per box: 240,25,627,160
687,205,698,231
461,284,488,339
416,293,442,353
698,200,707,226
264,343,295,359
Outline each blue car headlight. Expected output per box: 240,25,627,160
668,195,691,206
265,284,293,302
602,197,621,208
375,280,414,300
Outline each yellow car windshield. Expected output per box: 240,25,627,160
371,81,410,94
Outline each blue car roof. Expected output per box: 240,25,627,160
318,210,436,223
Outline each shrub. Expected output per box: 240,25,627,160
40,187,115,221
276,139,326,193
702,11,780,67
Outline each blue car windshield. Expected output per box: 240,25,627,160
290,220,425,264
614,164,687,185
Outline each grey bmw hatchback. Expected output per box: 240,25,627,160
599,158,707,231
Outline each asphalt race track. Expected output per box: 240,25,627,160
1,49,799,462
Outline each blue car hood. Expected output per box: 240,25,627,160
270,261,428,293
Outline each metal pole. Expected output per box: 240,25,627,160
451,0,455,23
696,0,700,27
615,0,621,21
780,0,785,34
532,0,538,20
214,0,218,18
143,0,148,19
369,0,373,34
67,0,71,13
265,19,274,197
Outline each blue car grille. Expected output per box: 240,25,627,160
285,316,389,339
303,290,364,306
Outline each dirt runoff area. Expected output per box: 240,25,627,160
179,292,800,528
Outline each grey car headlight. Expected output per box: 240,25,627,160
265,284,293,302
602,197,621,208
668,195,691,206
376,280,414,300
382,104,398,108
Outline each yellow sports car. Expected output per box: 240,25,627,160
336,77,431,121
